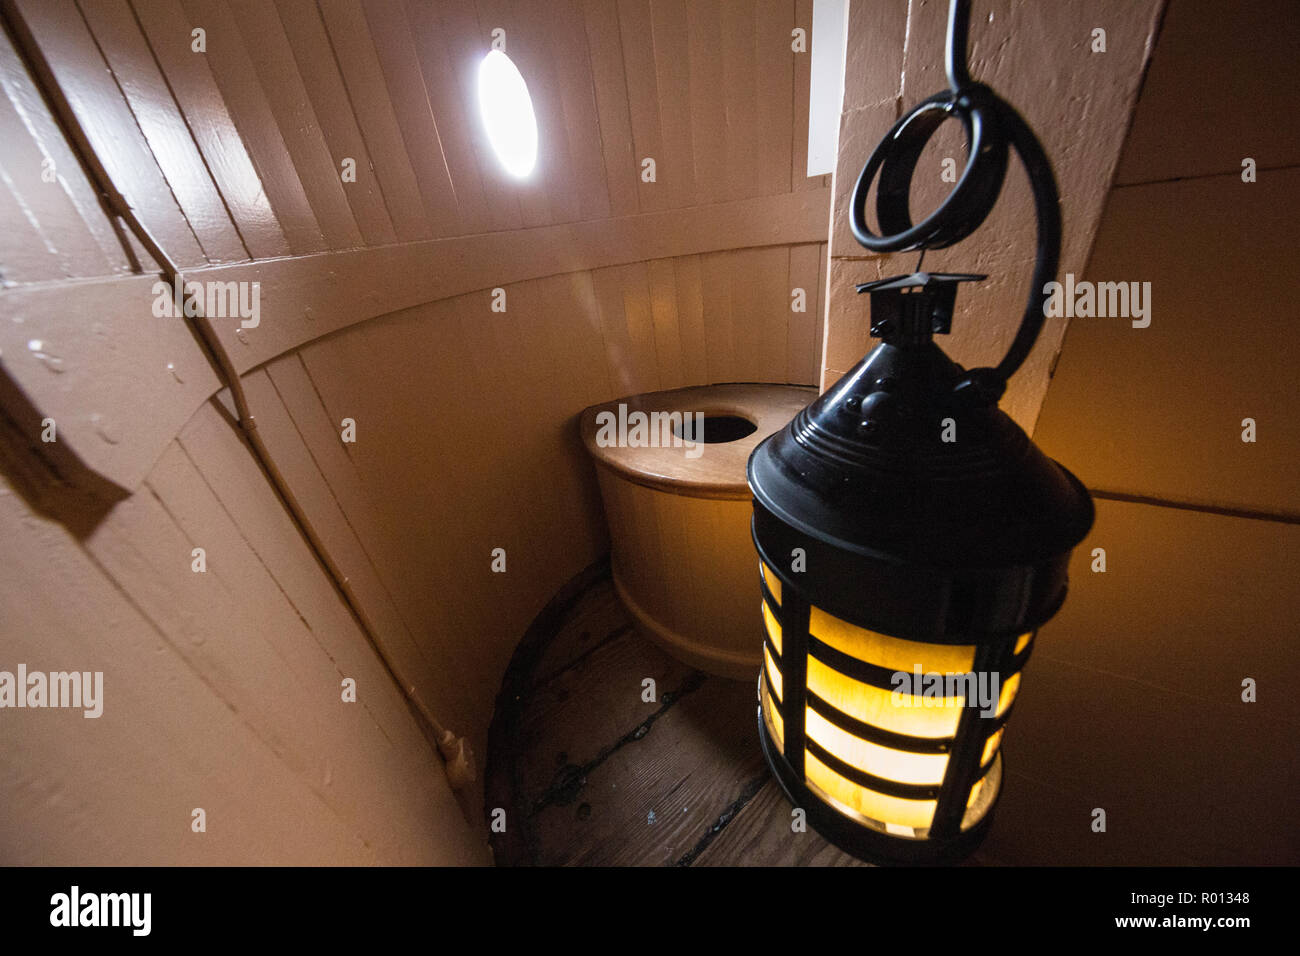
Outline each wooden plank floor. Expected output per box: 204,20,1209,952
484,560,865,866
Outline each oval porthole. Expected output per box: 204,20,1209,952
477,49,538,178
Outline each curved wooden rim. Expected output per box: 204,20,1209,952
581,382,814,497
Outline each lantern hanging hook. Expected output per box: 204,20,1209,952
945,0,974,94
848,0,1062,407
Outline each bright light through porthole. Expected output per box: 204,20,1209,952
478,49,538,178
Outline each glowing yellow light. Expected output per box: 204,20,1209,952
756,587,1025,845
764,644,783,702
804,707,948,785
761,561,782,605
961,756,1002,831
806,656,964,739
762,673,784,748
805,751,938,830
761,599,782,656
810,606,976,674
996,672,1020,717
980,727,1004,765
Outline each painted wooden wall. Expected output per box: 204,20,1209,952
0,400,489,865
241,242,829,766
1003,0,1299,864
0,0,831,861
1035,0,1300,518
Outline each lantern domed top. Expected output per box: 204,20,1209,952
748,277,1093,643
748,340,1093,569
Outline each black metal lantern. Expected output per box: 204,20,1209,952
748,0,1093,865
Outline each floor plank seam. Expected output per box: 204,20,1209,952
673,773,769,867
525,670,710,817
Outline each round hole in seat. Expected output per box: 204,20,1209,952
672,414,758,444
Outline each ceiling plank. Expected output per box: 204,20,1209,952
271,0,396,246
0,25,124,279
316,0,433,241
226,0,364,250
84,0,248,263
581,0,638,219
361,0,463,237
9,0,206,265
167,0,325,254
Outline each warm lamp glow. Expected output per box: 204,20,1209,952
477,50,537,178
759,560,1025,843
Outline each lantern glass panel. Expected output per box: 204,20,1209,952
804,752,939,829
763,645,783,702
809,606,977,674
761,675,783,747
807,657,964,739
761,562,782,605
961,758,1001,831
761,599,782,656
981,728,1005,765
804,708,949,785
996,672,1021,718
755,561,1041,843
